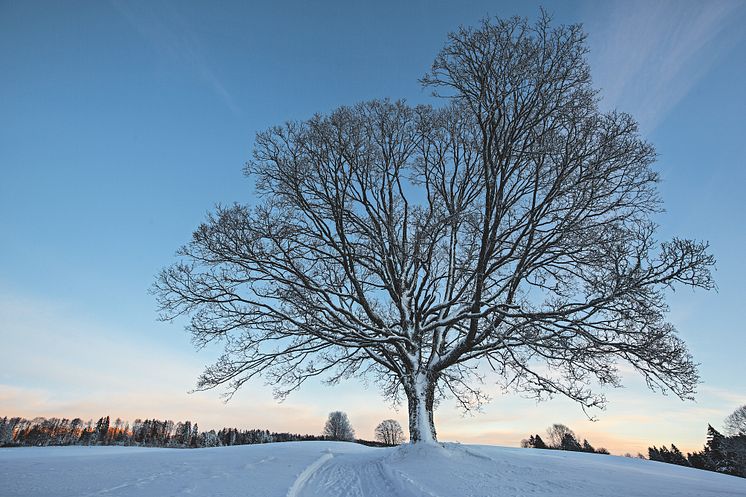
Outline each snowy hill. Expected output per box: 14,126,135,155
2,442,744,497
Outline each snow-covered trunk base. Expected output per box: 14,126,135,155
405,372,438,444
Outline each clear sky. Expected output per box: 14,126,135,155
1,0,745,455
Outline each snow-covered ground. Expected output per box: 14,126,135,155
1,442,744,497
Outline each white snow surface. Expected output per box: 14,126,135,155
1,441,745,497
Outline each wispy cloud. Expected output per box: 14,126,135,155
110,0,241,115
585,0,745,132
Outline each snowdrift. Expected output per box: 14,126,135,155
1,441,744,496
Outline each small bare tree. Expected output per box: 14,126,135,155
375,419,405,446
546,424,576,449
323,411,355,441
154,13,714,444
724,405,746,436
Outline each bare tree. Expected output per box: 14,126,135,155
724,405,746,436
375,419,405,446
546,424,576,449
154,13,714,444
323,411,355,441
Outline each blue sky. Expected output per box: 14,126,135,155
1,0,744,453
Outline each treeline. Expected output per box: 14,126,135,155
0,415,324,448
521,424,610,455
648,425,745,478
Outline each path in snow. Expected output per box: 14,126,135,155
289,448,434,497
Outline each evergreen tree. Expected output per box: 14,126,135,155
705,424,729,472
648,446,661,461
190,423,199,447
95,416,110,444
559,432,582,452
533,435,548,449
581,439,595,453
521,434,549,449
667,444,690,466
0,417,8,445
687,449,709,470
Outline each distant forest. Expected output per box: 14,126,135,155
647,425,746,479
0,415,384,448
521,423,746,479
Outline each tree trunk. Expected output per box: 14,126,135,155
405,371,438,444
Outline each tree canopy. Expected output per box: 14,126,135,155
154,12,714,443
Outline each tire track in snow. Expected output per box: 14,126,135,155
286,451,334,497
80,470,176,496
292,451,442,497
377,460,442,497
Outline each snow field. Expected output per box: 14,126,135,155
1,441,744,497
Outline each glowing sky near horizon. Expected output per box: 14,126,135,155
1,0,745,455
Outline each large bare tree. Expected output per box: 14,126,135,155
154,14,714,444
